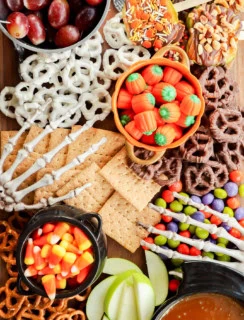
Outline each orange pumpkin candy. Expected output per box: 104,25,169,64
154,125,176,146
153,108,165,126
141,132,156,145
169,123,183,140
132,92,155,114
175,81,195,101
162,67,183,86
117,88,133,109
134,110,157,134
141,64,163,85
125,73,146,95
125,120,143,140
180,94,201,116
152,82,177,104
176,113,195,128
159,102,180,123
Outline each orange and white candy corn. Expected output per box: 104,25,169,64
77,265,91,284
61,252,77,277
49,245,66,268
24,265,38,277
60,240,81,255
38,264,61,276
33,233,52,246
61,233,74,243
33,246,47,271
71,251,94,274
42,274,56,300
41,244,52,259
50,222,70,245
32,228,42,240
24,238,34,265
42,223,55,234
73,227,92,251
56,276,67,289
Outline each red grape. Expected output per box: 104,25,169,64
48,0,70,29
6,0,24,11
85,0,104,5
75,6,97,32
23,0,50,10
54,25,80,47
27,14,46,45
6,12,29,39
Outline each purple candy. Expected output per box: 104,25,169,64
191,211,205,222
202,193,214,205
209,238,216,244
224,182,238,197
192,235,199,239
159,245,169,260
167,221,178,233
235,207,244,221
221,222,231,232
211,199,224,212
191,195,202,204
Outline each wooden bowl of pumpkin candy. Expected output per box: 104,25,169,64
112,45,205,165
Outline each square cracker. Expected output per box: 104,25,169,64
46,128,70,170
65,126,125,170
57,162,114,212
24,126,50,154
34,168,79,204
100,147,161,211
1,131,28,156
98,192,161,253
3,153,40,204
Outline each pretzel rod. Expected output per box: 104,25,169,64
149,203,244,250
173,0,212,12
139,222,244,261
141,240,244,275
172,192,244,235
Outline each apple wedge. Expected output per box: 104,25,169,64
86,275,116,320
103,258,142,275
117,282,137,320
145,250,169,306
102,316,110,320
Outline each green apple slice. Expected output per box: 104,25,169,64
117,282,137,320
133,272,155,320
102,316,110,320
86,275,116,320
104,270,138,320
145,250,169,306
103,258,142,275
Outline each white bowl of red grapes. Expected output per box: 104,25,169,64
0,0,109,52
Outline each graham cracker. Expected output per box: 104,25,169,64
3,153,40,204
56,163,114,212
34,168,79,204
99,147,161,211
24,126,50,154
1,131,28,156
46,128,70,170
65,126,125,170
98,192,161,253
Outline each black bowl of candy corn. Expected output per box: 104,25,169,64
16,205,107,299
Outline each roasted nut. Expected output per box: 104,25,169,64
194,22,205,32
200,15,208,24
198,44,204,55
204,43,213,53
212,40,221,51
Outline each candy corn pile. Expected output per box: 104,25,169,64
24,222,94,300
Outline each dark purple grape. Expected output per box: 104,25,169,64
6,0,24,11
54,24,80,47
0,0,10,18
75,6,97,32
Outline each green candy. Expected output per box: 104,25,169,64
195,227,209,239
217,237,229,245
215,243,226,257
155,198,167,209
127,73,139,82
179,222,190,231
214,188,227,199
238,184,244,197
223,207,234,217
154,235,167,246
167,239,180,249
171,259,183,267
178,192,189,205
173,267,183,280
155,133,167,146
202,252,214,259
217,254,231,262
184,205,197,215
169,200,183,213
189,225,196,234
204,219,211,224
161,86,176,102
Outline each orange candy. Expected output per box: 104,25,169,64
42,275,56,300
61,252,77,277
73,227,92,251
229,228,241,239
226,197,240,209
42,223,55,234
50,222,70,245
24,238,35,266
77,265,91,284
33,246,47,271
24,265,38,277
229,170,243,183
49,245,66,268
125,120,143,140
71,252,94,275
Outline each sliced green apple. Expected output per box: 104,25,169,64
117,282,137,320
133,272,155,320
145,250,169,306
86,275,116,320
101,316,110,320
103,258,142,275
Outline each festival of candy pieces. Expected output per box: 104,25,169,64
0,0,243,319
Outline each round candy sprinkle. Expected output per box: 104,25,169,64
178,192,189,205
215,243,226,257
161,215,173,223
217,237,229,246
189,225,196,234
154,235,167,246
177,243,189,255
179,222,189,231
210,215,222,226
239,219,244,227
195,227,209,239
235,207,244,221
202,208,212,219
209,238,217,244
190,195,201,204
224,182,238,197
191,211,205,222
238,184,244,197
167,239,180,249
226,197,240,209
184,205,197,215
214,188,227,199
220,222,231,232
211,199,224,212
202,251,214,259
173,267,182,280
171,259,183,267
223,206,234,217
155,223,166,231
179,230,191,238
169,200,183,213
162,190,174,203
189,247,201,256
201,193,214,205
210,233,218,240
169,181,182,192
169,279,180,292
167,221,179,233
217,254,231,262
155,197,167,208
229,228,241,239
142,237,153,250
229,170,243,183
204,219,211,224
